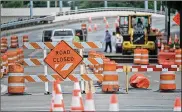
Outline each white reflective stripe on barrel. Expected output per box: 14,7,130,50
175,60,181,62
175,55,181,58
102,81,119,85
134,54,141,56
134,59,140,61
161,71,175,75
160,80,175,84
8,83,25,87
103,71,117,75
9,73,24,76
8,56,18,60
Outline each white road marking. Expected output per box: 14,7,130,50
1,84,7,93
154,80,159,83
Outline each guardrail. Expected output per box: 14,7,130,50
1,15,55,31
56,7,165,16
1,7,165,31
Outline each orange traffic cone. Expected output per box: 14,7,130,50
117,16,119,22
173,44,176,50
103,16,107,23
71,79,84,111
88,25,92,32
109,94,119,111
174,34,179,43
168,36,172,45
173,97,181,111
94,24,98,31
106,22,109,29
53,81,65,111
89,17,92,23
84,91,95,111
161,43,164,51
115,20,119,28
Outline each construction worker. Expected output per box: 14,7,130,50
73,33,80,42
104,30,112,53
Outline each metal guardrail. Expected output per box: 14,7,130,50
1,7,165,31
56,7,165,16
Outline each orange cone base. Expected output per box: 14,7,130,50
102,85,119,92
160,84,176,90
8,87,25,94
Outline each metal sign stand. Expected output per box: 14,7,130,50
79,49,85,93
44,49,49,95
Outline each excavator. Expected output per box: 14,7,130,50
113,14,157,55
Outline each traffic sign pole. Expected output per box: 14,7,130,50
79,49,85,93
44,49,49,95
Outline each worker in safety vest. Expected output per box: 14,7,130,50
73,33,80,42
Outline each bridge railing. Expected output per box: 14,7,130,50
1,7,165,31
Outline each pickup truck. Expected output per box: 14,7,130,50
42,29,87,42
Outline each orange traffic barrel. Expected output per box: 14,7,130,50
16,48,24,64
134,48,141,64
8,63,25,94
7,51,18,65
1,37,8,53
23,35,29,43
160,71,176,91
175,49,181,66
102,61,119,92
10,35,18,48
141,49,149,65
1,54,8,75
129,74,150,89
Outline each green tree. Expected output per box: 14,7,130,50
2,1,24,8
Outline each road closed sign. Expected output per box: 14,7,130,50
44,40,83,79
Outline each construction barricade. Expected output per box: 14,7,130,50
1,37,8,53
10,35,19,48
16,48,24,64
20,41,103,94
7,51,18,65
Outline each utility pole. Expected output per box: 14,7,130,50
59,0,62,11
167,5,170,43
104,1,108,7
47,1,50,8
30,0,33,18
154,1,157,13
145,1,148,10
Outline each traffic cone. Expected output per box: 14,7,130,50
106,22,109,29
53,81,65,111
103,16,107,23
94,24,98,31
115,20,119,28
168,36,172,45
173,97,181,111
161,43,164,51
89,16,92,23
173,44,176,50
117,16,119,22
84,91,95,111
50,97,54,112
109,94,119,111
157,39,161,48
88,25,92,32
174,34,179,44
71,79,84,111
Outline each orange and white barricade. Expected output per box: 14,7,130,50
141,49,149,65
23,35,29,43
134,48,141,64
175,49,181,66
102,61,119,92
10,36,19,48
8,63,25,94
160,71,176,91
1,54,8,75
1,37,8,53
7,51,18,65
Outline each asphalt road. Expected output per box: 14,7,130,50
1,15,181,111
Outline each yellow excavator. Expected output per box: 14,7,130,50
113,14,157,55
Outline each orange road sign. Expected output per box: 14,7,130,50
173,13,180,26
44,40,83,79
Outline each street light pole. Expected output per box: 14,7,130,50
30,0,33,18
